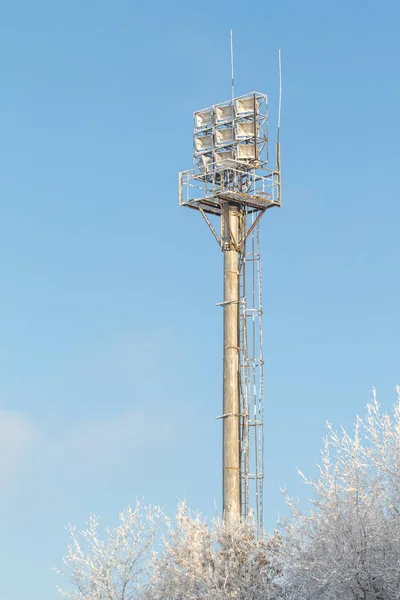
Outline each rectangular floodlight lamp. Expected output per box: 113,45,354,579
215,149,235,166
197,154,212,174
237,144,257,161
215,105,234,123
195,110,213,130
195,135,213,153
215,128,234,146
236,121,256,140
236,97,258,116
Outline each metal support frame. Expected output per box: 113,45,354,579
239,213,264,528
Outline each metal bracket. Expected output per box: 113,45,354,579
238,208,266,252
198,206,221,248
216,413,243,419
216,300,241,307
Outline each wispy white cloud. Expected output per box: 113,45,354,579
0,409,39,487
53,406,180,476
0,330,188,489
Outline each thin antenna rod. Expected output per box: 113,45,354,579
277,49,282,143
230,30,235,103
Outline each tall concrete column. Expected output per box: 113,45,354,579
222,203,241,523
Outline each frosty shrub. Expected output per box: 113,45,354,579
55,500,163,600
56,389,400,600
281,387,400,600
56,500,281,600
144,501,281,600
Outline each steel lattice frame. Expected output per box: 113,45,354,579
239,215,264,527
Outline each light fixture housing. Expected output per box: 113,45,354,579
195,135,213,154
215,128,234,147
194,110,213,130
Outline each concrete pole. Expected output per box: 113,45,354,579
222,203,241,523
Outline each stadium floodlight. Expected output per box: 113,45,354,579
180,86,282,533
236,121,256,140
195,135,213,154
215,105,234,123
215,149,235,167
197,154,213,174
237,143,257,161
189,93,269,180
195,110,213,130
215,128,234,146
236,96,258,116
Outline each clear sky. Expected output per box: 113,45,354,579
0,1,399,598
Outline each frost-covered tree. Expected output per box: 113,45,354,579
144,502,281,600
281,387,400,600
55,500,162,600
58,389,400,600
56,501,281,600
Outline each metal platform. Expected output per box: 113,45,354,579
183,194,280,216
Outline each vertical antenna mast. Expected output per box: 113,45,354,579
230,30,235,104
277,49,282,143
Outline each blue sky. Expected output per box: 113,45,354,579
0,0,399,598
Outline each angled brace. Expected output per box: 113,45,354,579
198,206,221,248
238,209,266,252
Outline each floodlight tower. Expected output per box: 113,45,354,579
179,92,281,526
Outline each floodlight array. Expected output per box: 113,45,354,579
193,92,268,175
179,90,280,214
